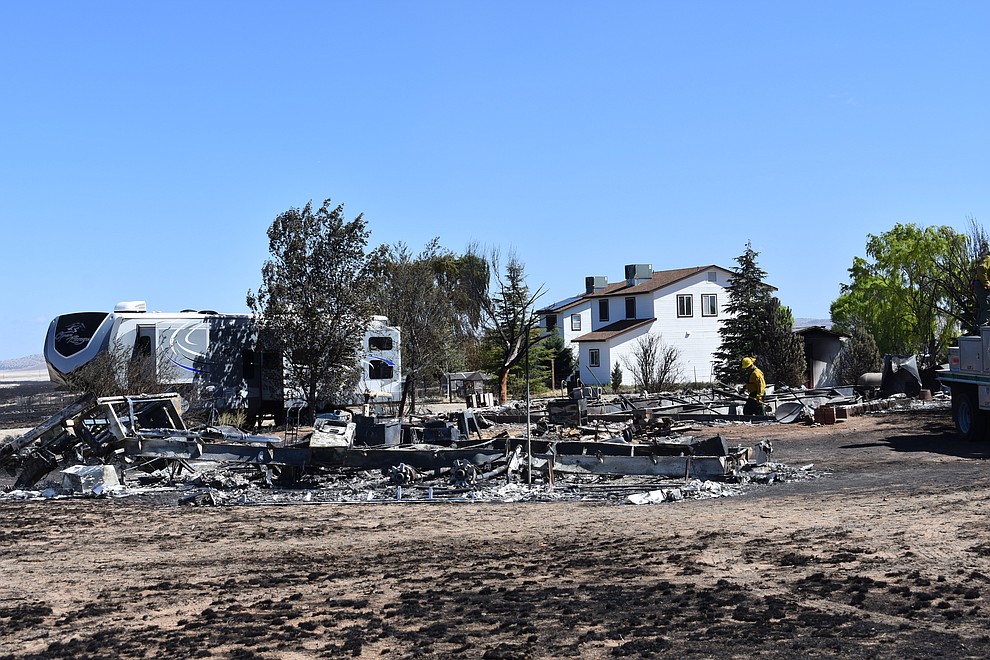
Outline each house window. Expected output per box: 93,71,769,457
589,349,600,368
545,314,557,332
701,294,718,317
599,300,610,322
369,359,394,380
369,336,393,351
625,297,636,319
708,271,717,282
571,314,582,331
677,294,693,317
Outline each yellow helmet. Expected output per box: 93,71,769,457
741,357,755,369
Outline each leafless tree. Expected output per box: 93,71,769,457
462,245,546,403
929,217,988,334
247,199,374,418
63,341,178,398
621,334,682,394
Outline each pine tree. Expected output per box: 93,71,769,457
713,242,771,383
840,326,882,385
714,242,807,386
610,362,623,393
758,297,807,386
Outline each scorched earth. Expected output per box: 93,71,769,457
2,403,990,659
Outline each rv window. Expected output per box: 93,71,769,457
134,335,152,358
369,336,393,351
262,351,279,369
369,359,393,380
242,350,256,379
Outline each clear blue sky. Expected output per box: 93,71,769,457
2,1,988,360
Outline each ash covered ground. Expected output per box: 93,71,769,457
2,380,990,658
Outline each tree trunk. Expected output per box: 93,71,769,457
398,374,413,418
499,367,510,403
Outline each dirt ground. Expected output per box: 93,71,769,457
3,398,990,658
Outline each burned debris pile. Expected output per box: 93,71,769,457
0,385,879,506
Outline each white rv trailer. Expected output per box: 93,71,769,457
357,316,402,402
44,301,284,421
45,302,402,416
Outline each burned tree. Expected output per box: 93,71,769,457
247,199,374,419
465,247,545,403
63,340,177,399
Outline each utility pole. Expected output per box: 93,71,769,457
525,337,532,485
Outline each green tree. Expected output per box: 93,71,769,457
610,361,623,393
540,333,574,392
367,239,477,415
715,242,807,386
929,218,988,335
247,199,374,418
840,326,883,385
759,297,807,386
831,223,963,367
713,241,772,383
503,328,554,398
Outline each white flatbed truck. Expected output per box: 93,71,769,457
939,330,990,439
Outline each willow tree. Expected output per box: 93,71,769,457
247,199,374,417
831,223,964,367
367,239,483,415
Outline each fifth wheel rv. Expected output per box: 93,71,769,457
45,301,284,421
45,302,403,419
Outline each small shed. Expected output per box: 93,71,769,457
795,326,845,388
442,371,491,401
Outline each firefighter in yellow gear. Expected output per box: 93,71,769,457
741,356,766,416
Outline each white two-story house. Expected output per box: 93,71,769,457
539,264,734,386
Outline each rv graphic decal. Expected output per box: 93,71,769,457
55,323,91,347
165,324,209,374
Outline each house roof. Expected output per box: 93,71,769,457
584,265,732,298
537,295,585,314
573,318,656,342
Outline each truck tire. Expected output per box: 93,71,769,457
952,386,986,441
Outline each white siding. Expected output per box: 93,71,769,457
540,301,592,353
570,267,734,387
562,303,592,350
594,298,616,328
650,271,727,383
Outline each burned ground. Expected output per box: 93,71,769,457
3,390,990,658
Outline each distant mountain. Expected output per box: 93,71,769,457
0,354,46,370
794,318,833,330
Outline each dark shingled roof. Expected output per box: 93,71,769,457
584,265,729,298
536,295,585,314
573,318,656,342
